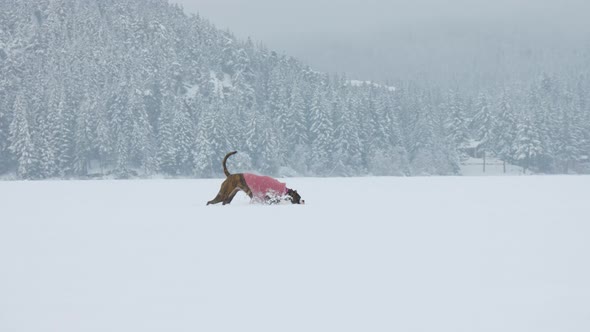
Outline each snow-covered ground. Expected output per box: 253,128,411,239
1,176,589,332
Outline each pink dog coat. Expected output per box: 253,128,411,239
243,173,287,198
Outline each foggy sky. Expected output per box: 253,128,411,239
172,0,590,85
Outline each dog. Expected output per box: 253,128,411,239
207,151,304,205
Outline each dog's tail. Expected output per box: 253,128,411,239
223,151,237,177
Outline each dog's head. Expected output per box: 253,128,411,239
286,188,304,204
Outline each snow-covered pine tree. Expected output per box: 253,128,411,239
0,96,11,173
0,29,12,173
206,96,232,170
257,111,280,175
9,93,38,179
95,91,113,173
221,33,237,77
157,95,177,175
368,90,391,153
554,100,584,173
494,92,517,167
232,43,257,143
576,76,590,162
128,88,156,175
513,115,543,173
396,85,420,157
410,91,458,175
173,97,195,175
37,87,59,178
193,107,215,177
383,93,409,175
55,89,75,177
367,90,404,175
410,94,438,175
308,87,333,175
471,92,496,157
445,89,470,157
267,67,289,166
333,95,363,176
73,94,97,176
287,79,309,148
108,84,134,177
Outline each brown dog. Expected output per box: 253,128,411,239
207,151,304,205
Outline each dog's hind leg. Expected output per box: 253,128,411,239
207,175,249,206
237,177,254,199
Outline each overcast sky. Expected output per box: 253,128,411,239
172,0,590,84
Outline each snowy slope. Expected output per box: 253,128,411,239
1,177,589,332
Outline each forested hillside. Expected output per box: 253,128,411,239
1,0,589,179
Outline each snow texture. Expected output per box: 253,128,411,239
1,176,589,332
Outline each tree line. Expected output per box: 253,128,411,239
1,0,589,179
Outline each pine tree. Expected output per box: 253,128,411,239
535,90,559,171
193,104,215,177
379,93,409,175
333,96,363,176
54,89,74,177
555,104,584,173
109,86,133,177
73,94,97,176
513,116,543,173
157,96,177,175
283,80,310,175
129,89,156,175
409,91,459,175
239,98,263,168
233,45,256,111
173,98,195,175
221,34,236,76
287,80,309,147
0,41,12,173
472,92,496,156
445,89,470,154
369,91,391,153
268,68,290,165
9,94,38,179
207,97,232,168
95,94,113,173
0,96,12,173
37,98,59,178
308,88,333,175
257,113,280,174
494,92,517,165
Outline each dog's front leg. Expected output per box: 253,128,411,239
207,181,232,205
223,188,241,205
207,193,225,205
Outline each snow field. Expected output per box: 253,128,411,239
1,176,589,332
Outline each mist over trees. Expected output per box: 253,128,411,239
1,0,589,179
